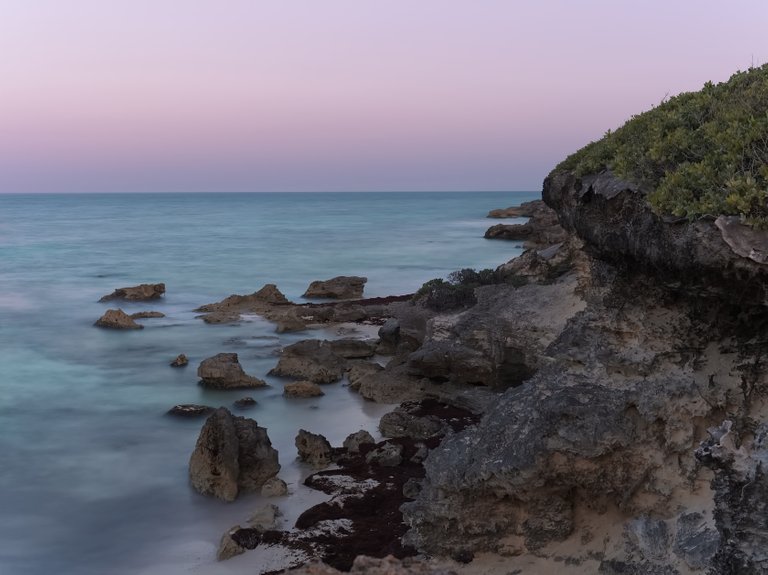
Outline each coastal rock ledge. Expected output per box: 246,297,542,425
98,282,165,302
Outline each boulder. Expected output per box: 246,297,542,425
99,283,165,302
94,309,143,330
377,319,401,354
342,430,375,453
328,338,377,359
295,429,333,468
379,409,444,440
247,503,280,530
365,442,403,467
261,477,288,497
198,353,267,389
217,526,246,561
189,408,279,501
195,284,290,324
129,311,165,319
284,381,325,398
303,276,367,299
269,340,346,384
170,353,188,367
166,404,213,417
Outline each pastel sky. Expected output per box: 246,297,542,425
1,1,767,193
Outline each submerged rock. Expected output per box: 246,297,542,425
99,283,165,302
284,381,325,398
189,407,280,501
94,309,143,330
129,311,165,319
198,353,266,389
233,396,257,409
303,276,367,299
170,353,188,367
166,404,213,417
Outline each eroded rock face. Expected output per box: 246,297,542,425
198,353,266,389
303,276,367,300
99,283,165,302
94,309,143,330
484,200,567,248
189,408,279,501
269,340,347,384
296,429,333,468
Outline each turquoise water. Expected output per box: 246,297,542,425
0,191,538,575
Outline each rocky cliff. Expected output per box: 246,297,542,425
402,170,768,573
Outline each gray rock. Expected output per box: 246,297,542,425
284,381,325,398
170,353,188,367
343,430,375,453
167,404,213,417
247,503,280,530
198,353,266,389
129,310,165,319
303,276,367,299
216,526,246,561
377,318,401,354
295,429,332,468
269,340,346,384
379,409,444,440
365,442,402,467
94,309,143,330
328,338,377,359
261,477,288,497
99,283,165,302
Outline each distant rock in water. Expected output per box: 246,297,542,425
233,396,257,409
167,404,213,417
283,381,325,398
189,407,280,501
94,309,143,330
303,276,367,299
198,353,267,389
486,200,542,219
170,353,188,367
129,311,165,319
98,283,165,302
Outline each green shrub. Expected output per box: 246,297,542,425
553,65,768,227
414,268,497,311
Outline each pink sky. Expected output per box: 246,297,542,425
1,1,766,193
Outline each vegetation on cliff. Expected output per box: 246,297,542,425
554,64,768,226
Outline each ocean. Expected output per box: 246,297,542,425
0,191,538,575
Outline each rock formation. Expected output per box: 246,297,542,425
342,430,375,454
94,309,143,329
170,353,188,367
279,556,457,575
284,381,325,398
189,408,279,501
197,353,266,389
129,311,165,319
269,340,347,384
295,429,333,468
99,283,165,302
303,276,367,299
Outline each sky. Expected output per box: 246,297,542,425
1,1,767,193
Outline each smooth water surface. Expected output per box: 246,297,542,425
0,191,538,575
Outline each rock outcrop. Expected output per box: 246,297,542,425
196,284,290,323
189,408,279,501
99,283,165,302
94,309,143,330
269,340,347,384
129,311,165,319
303,276,367,299
284,381,325,398
343,430,375,454
483,199,567,248
198,353,267,389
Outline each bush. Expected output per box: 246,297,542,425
414,268,497,311
553,64,768,227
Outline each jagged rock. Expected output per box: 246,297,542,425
170,353,188,367
303,276,367,299
365,442,403,467
129,311,165,319
233,396,257,408
487,201,542,219
284,381,325,398
247,503,280,530
261,477,288,497
379,409,444,440
269,340,346,384
484,222,533,240
296,429,333,468
197,353,266,389
94,309,143,330
167,404,213,417
99,283,165,302
377,318,401,354
346,361,384,391
189,408,279,501
217,526,246,561
279,555,458,574
342,430,375,453
484,200,566,248
196,284,290,323
327,339,377,359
